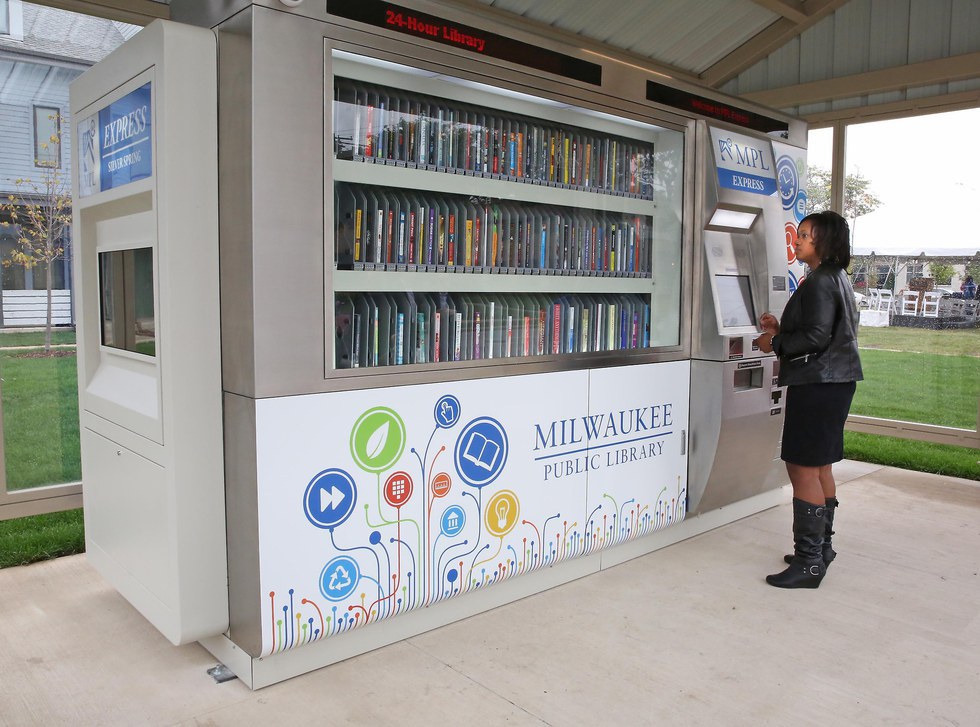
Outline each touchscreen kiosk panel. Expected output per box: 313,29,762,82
715,274,755,329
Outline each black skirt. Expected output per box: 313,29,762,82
781,382,857,466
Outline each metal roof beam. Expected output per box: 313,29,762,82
26,0,168,26
804,88,980,126
700,0,849,88
741,51,980,108
748,0,808,24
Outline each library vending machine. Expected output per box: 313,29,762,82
687,123,805,515
72,0,804,689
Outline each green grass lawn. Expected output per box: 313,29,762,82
0,349,81,489
857,325,980,357
844,431,980,480
851,348,979,428
0,509,84,569
0,328,77,348
850,324,979,481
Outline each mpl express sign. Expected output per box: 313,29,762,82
709,127,776,197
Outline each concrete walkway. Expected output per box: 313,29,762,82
1,460,978,726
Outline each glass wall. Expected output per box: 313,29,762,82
808,110,980,446
0,2,138,512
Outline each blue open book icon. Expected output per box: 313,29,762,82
462,431,500,471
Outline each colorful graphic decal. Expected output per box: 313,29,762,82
773,143,808,293
254,362,689,656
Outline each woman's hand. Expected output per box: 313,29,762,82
754,312,779,353
753,331,775,353
759,312,780,336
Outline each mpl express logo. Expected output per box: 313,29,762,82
713,131,777,196
717,136,771,173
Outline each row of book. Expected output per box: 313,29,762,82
336,182,653,276
334,78,655,199
335,292,651,369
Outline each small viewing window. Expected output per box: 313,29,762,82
34,105,61,168
99,247,156,356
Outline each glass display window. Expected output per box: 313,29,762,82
329,53,685,371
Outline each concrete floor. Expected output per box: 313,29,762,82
1,460,978,726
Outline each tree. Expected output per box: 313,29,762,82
927,263,954,285
0,126,71,353
805,166,882,244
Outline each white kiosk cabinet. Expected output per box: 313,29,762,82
71,22,226,645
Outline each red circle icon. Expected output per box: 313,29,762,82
785,222,797,265
431,472,452,498
383,471,413,508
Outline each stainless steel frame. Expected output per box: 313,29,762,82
211,5,704,402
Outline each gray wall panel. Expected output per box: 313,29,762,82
869,0,910,68
908,0,951,63
833,0,872,77
799,15,836,84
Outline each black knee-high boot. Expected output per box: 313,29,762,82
784,497,838,567
768,498,826,589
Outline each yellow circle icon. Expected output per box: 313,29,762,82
484,490,519,537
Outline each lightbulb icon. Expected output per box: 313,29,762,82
496,498,510,529
484,490,519,537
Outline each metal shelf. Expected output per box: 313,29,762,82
332,269,653,293
332,159,655,215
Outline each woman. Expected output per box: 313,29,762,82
754,210,863,589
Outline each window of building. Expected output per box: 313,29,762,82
1,0,9,35
33,105,61,167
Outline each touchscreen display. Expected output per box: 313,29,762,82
715,274,754,328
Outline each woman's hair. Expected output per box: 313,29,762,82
800,210,850,268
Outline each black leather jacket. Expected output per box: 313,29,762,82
772,264,863,386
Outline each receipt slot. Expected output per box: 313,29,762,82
688,123,799,515
71,23,225,645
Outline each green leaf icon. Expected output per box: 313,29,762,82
350,407,406,474
366,421,389,460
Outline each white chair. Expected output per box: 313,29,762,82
877,289,895,314
867,289,880,311
921,291,941,318
949,299,966,318
900,291,919,316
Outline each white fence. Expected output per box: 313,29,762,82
1,289,73,326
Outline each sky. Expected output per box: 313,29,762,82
807,106,980,256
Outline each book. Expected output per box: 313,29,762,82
433,311,441,362
552,303,561,354
474,309,482,360
396,312,405,365
487,301,495,359
453,312,462,361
